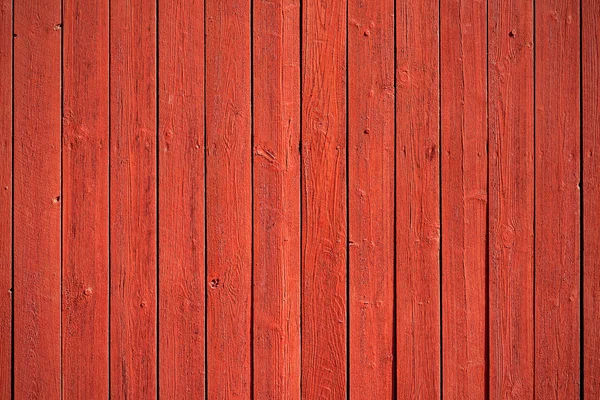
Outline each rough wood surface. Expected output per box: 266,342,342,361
441,0,487,397
396,0,441,397
488,0,535,397
110,0,157,397
0,0,11,396
205,1,252,398
348,0,395,397
158,0,205,397
13,0,62,397
301,0,347,397
62,0,109,396
535,0,581,398
583,0,600,395
252,0,301,398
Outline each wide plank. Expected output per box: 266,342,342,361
62,0,109,396
348,0,395,397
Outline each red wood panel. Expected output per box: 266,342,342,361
252,0,301,398
13,0,62,397
0,0,11,396
62,0,109,396
205,1,252,398
348,0,394,397
488,0,534,397
440,0,487,397
301,0,347,397
583,0,600,395
110,0,157,396
158,0,205,397
396,0,441,397
535,0,580,397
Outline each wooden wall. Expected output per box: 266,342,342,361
0,0,599,398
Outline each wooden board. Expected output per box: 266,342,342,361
583,0,600,395
534,0,580,397
301,0,348,397
252,0,301,398
0,0,11,396
109,0,157,397
205,0,252,398
158,0,205,397
396,0,441,396
62,0,109,397
440,0,487,397
348,0,395,397
13,0,62,397
488,0,535,397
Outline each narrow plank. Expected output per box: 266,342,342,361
347,0,395,397
440,0,487,397
0,0,11,396
252,0,301,398
488,0,534,397
301,0,347,396
205,0,252,397
110,0,157,396
583,0,600,395
158,0,205,397
62,0,109,396
396,0,441,397
535,0,580,397
13,0,62,397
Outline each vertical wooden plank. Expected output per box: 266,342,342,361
0,0,11,396
110,0,157,396
347,0,394,397
488,0,534,397
396,0,441,397
301,0,347,397
253,0,301,398
62,0,109,396
583,0,600,395
205,0,252,398
535,0,580,397
440,0,487,397
13,0,61,397
158,0,205,397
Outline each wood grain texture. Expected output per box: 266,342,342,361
205,1,252,398
0,0,11,396
158,0,205,397
583,0,600,395
348,0,394,397
62,0,109,396
440,0,487,397
488,0,534,397
252,0,301,398
110,0,157,397
13,0,62,397
301,0,347,397
535,0,580,398
396,0,441,397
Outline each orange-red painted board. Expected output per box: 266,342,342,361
348,0,395,397
488,0,535,397
440,0,487,397
252,0,301,398
13,0,62,397
535,0,580,397
396,0,441,397
62,0,109,397
301,0,348,397
205,0,252,398
158,0,205,397
110,0,157,397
